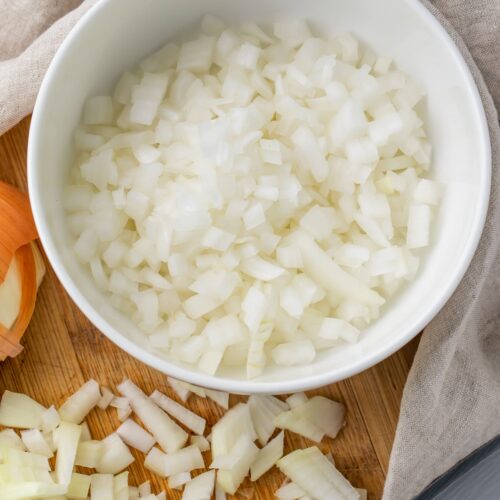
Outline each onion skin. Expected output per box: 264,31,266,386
0,244,38,360
0,181,38,282
0,181,45,361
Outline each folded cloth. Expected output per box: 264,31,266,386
0,2,498,499
0,0,95,136
384,1,500,498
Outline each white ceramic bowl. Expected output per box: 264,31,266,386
28,0,490,394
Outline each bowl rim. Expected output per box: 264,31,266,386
28,0,491,394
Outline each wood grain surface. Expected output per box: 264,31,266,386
0,116,420,499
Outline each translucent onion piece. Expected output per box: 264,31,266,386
250,430,284,481
0,390,46,429
181,470,215,500
54,422,82,485
117,379,188,453
248,395,288,445
278,447,360,500
96,433,135,474
58,380,101,424
150,390,206,435
117,418,156,453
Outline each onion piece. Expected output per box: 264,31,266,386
75,440,102,468
286,393,308,409
164,444,205,476
277,447,360,500
275,481,307,500
150,390,206,435
113,471,129,500
250,430,284,481
290,230,385,307
80,422,91,442
169,472,191,490
0,482,67,498
204,389,229,410
0,428,25,452
215,482,227,500
138,480,151,496
91,473,114,500
190,434,210,452
40,405,60,434
68,472,92,499
20,429,53,457
96,433,135,474
117,379,188,453
144,447,167,477
211,403,257,458
6,448,51,470
216,435,259,494
275,396,345,441
97,387,115,410
0,390,46,429
181,470,215,500
54,422,82,485
117,418,156,454
248,395,288,445
58,380,101,424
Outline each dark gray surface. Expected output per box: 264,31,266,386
415,435,500,499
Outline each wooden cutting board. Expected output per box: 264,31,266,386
0,116,420,499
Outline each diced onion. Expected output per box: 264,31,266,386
117,418,156,454
150,390,206,435
67,19,437,379
58,380,101,424
118,379,188,453
277,447,360,500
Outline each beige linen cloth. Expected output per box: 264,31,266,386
1,1,499,498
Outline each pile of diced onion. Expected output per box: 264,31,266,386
0,378,366,499
65,16,440,378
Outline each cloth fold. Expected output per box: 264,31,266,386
0,2,498,499
384,1,500,498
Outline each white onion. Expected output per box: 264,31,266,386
204,389,230,410
285,393,308,409
169,472,191,490
144,447,167,478
117,418,155,454
91,473,114,500
250,430,284,481
68,472,92,499
75,440,102,468
164,444,205,476
275,396,345,442
277,447,360,500
0,391,47,429
113,471,129,500
181,470,215,500
150,390,206,435
248,395,288,446
67,19,437,378
275,481,307,500
97,387,115,410
117,379,188,453
190,434,210,452
54,422,82,485
216,435,259,494
20,429,53,458
58,380,101,424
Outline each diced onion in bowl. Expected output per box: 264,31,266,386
66,18,438,378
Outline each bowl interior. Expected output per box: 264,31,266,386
28,0,490,393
